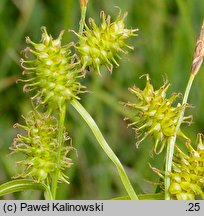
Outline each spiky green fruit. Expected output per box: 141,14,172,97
126,75,190,154
169,134,204,200
21,27,85,110
75,10,138,74
11,111,73,183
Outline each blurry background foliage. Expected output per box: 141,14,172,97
0,0,204,199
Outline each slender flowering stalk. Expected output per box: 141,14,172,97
164,20,204,200
51,105,67,199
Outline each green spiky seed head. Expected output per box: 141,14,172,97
76,10,138,74
21,27,85,110
125,75,190,154
11,111,73,183
169,134,204,200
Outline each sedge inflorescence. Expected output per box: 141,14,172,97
21,27,85,110
76,10,138,74
169,134,204,200
125,75,191,154
11,111,73,183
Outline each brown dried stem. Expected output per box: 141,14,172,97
191,20,204,75
80,0,88,8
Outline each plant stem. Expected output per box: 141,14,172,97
71,99,138,200
165,20,204,199
51,105,66,199
44,188,53,200
165,74,195,200
44,178,53,200
79,0,87,34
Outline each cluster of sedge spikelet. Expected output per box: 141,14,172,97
12,27,81,183
21,27,85,110
126,75,191,154
169,134,204,200
11,111,73,183
13,9,137,186
75,10,138,74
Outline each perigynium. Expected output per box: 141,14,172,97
169,134,204,200
151,134,204,200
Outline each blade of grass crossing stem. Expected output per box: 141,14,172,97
71,99,138,200
112,193,164,200
0,179,53,200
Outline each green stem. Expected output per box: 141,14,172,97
71,99,138,200
165,74,195,200
51,105,66,199
44,189,53,200
164,20,204,199
79,4,87,34
44,178,53,200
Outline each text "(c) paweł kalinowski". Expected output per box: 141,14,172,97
20,202,104,212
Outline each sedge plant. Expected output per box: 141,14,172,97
0,0,204,200
0,0,138,200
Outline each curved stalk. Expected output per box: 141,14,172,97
165,74,195,200
51,105,66,199
71,99,138,200
165,20,204,200
0,179,53,200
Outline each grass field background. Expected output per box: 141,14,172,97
0,0,204,199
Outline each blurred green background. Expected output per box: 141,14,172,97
0,0,204,199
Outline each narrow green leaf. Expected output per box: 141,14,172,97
112,196,130,200
0,179,53,199
112,193,164,200
71,100,138,200
138,193,164,200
